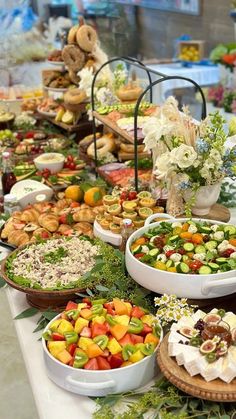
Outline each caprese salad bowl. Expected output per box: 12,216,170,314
125,214,236,299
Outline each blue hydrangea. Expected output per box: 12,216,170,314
178,181,191,190
196,139,210,154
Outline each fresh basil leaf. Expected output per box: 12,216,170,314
95,285,109,292
14,307,39,319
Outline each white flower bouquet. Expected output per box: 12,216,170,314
143,97,236,215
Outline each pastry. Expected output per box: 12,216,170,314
87,134,116,158
72,208,95,223
38,214,59,232
21,208,40,223
8,230,30,247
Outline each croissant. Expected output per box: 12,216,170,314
33,202,53,213
55,199,72,210
1,222,15,239
73,208,95,223
92,205,105,215
58,224,71,234
21,208,40,223
32,228,51,239
73,222,93,234
8,230,30,247
38,214,59,232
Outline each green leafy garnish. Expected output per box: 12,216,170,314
44,247,68,264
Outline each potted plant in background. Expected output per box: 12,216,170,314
143,96,236,216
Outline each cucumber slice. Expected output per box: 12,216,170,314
182,255,189,262
183,242,194,252
198,265,212,274
149,248,160,257
215,257,228,264
205,240,217,251
176,262,190,273
224,225,236,236
169,235,179,243
132,245,142,254
195,245,206,254
208,262,220,271
166,260,174,268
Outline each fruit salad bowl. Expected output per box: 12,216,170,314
42,298,163,396
125,214,236,299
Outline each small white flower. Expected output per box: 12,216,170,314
154,151,173,179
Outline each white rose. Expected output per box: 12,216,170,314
170,144,197,169
154,151,173,178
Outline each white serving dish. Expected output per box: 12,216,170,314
42,313,162,397
125,213,236,300
37,107,57,118
11,180,53,208
93,220,122,246
34,153,65,174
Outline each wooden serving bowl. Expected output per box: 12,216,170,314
1,245,85,310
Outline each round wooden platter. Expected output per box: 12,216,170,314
157,334,236,402
178,204,231,223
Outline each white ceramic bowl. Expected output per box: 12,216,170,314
125,213,236,300
34,153,65,174
11,179,53,208
42,313,163,397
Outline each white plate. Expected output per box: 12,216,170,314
47,60,65,67
37,107,57,118
43,86,68,93
93,220,122,246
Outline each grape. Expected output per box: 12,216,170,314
194,319,205,331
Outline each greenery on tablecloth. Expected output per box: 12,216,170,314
92,377,236,419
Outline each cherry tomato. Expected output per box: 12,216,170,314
189,260,203,271
120,191,128,200
165,250,175,258
67,155,74,162
221,248,235,258
68,162,76,170
134,252,145,259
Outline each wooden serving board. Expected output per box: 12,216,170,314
157,334,236,402
93,111,135,144
118,151,150,161
177,204,231,223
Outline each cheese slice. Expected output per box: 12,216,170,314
177,345,199,366
219,354,236,383
201,357,223,382
168,342,184,357
168,330,189,344
223,313,236,329
191,310,206,323
184,353,203,376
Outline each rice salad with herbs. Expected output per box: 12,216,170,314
6,237,99,290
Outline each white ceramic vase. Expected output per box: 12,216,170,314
183,183,222,216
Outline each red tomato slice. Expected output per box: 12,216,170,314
134,253,145,259
97,356,111,370
65,301,78,311
84,358,99,370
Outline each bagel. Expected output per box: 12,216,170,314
64,88,87,105
68,70,80,85
87,134,116,158
76,25,97,52
62,44,86,73
67,25,79,44
120,142,145,153
116,82,143,102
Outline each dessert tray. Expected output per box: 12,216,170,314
157,309,236,401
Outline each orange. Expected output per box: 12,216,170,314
65,185,84,202
84,187,104,207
